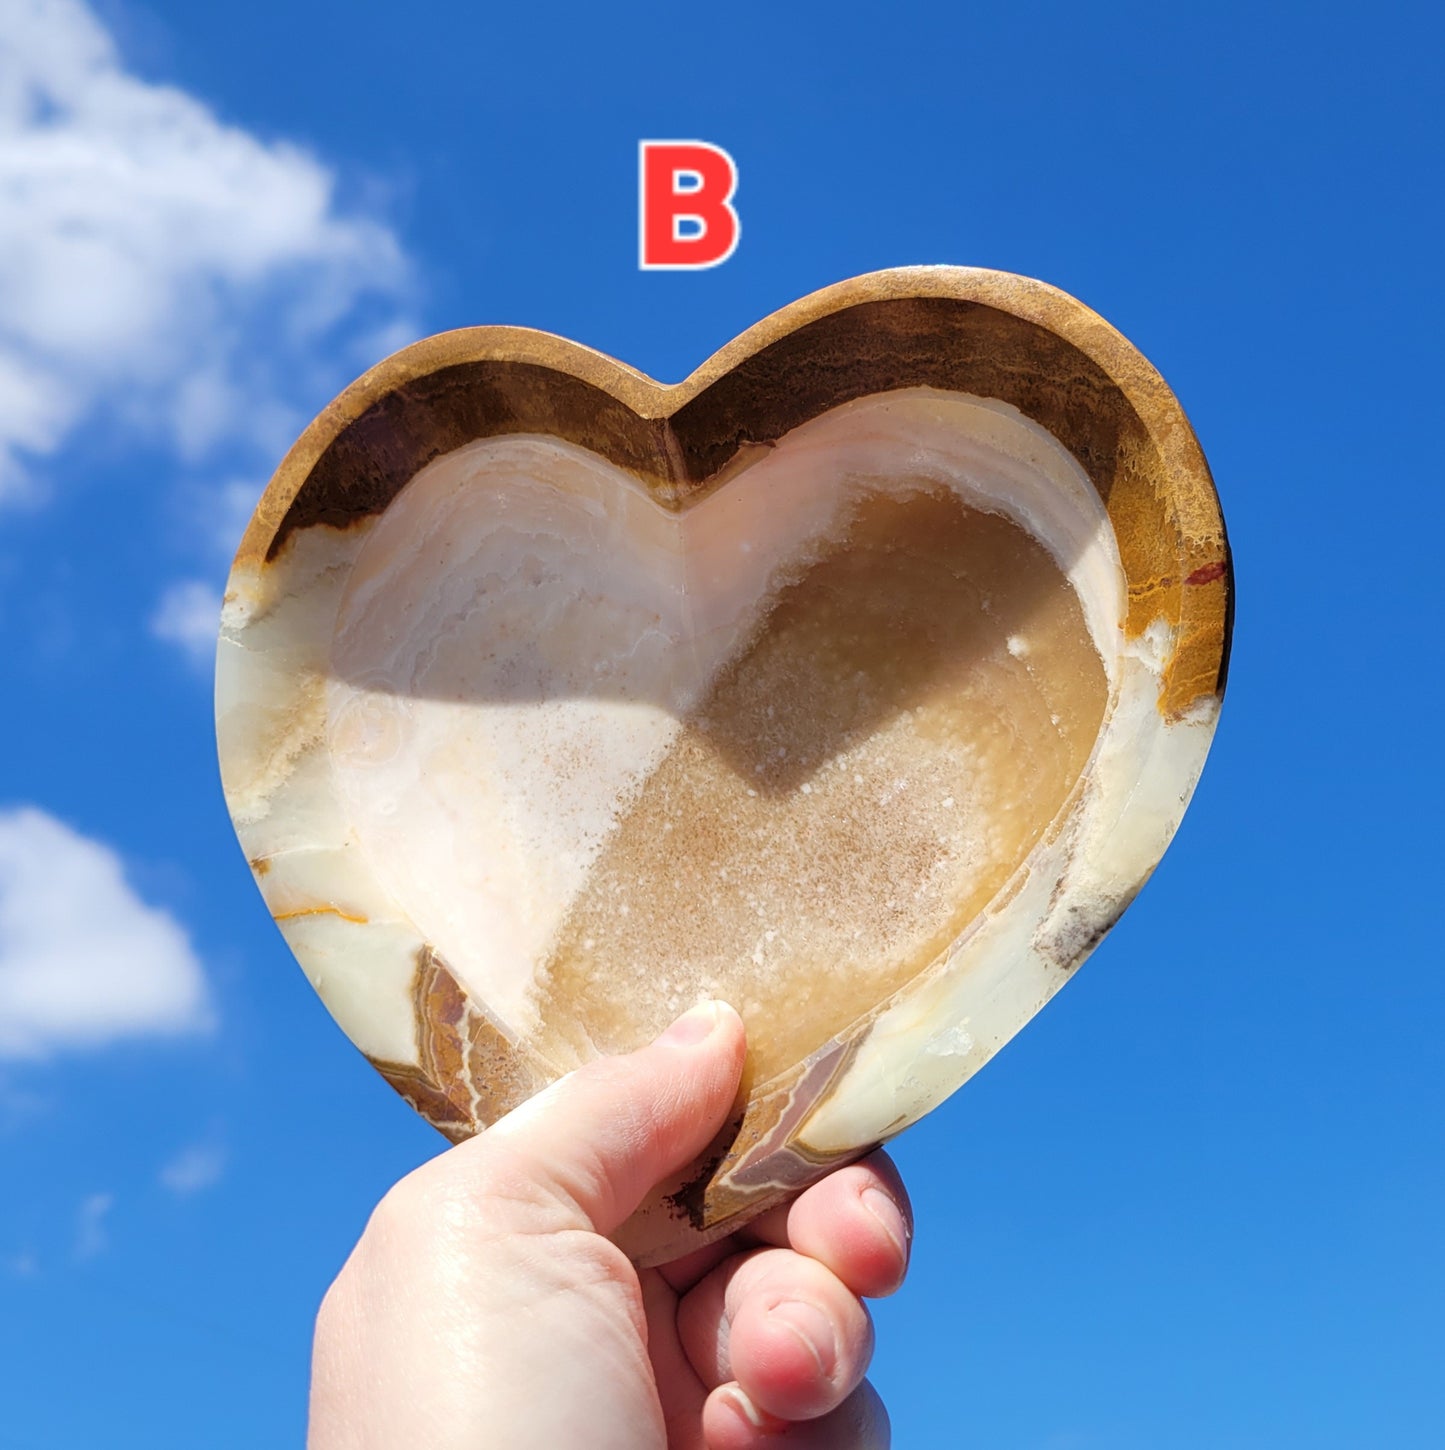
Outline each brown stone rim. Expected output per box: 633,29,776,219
233,265,1230,716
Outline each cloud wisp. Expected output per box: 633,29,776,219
150,579,223,670
0,807,213,1059
159,1141,227,1196
3,1248,39,1277
73,1190,113,1261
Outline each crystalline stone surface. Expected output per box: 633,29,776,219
519,490,1107,1091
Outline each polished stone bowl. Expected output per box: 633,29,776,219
216,267,1230,1264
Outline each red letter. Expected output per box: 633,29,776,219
638,141,740,270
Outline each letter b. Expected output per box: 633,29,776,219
638,141,740,270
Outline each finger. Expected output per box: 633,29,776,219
743,1150,913,1299
663,1151,913,1300
450,1001,747,1236
677,1246,873,1421
640,1268,710,1441
657,1237,741,1297
703,1379,890,1449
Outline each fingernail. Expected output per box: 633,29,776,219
771,1299,838,1378
862,1184,910,1259
718,1385,784,1434
657,1000,724,1048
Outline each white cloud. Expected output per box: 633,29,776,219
150,578,221,668
159,1141,226,1195
0,807,213,1059
0,0,413,499
74,1191,112,1260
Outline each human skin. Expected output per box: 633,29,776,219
310,1001,913,1448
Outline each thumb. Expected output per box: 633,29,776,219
465,1001,746,1238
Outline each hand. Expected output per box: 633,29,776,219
310,1001,913,1448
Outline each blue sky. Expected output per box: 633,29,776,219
1,0,1441,1444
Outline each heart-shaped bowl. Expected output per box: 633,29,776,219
217,267,1229,1264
